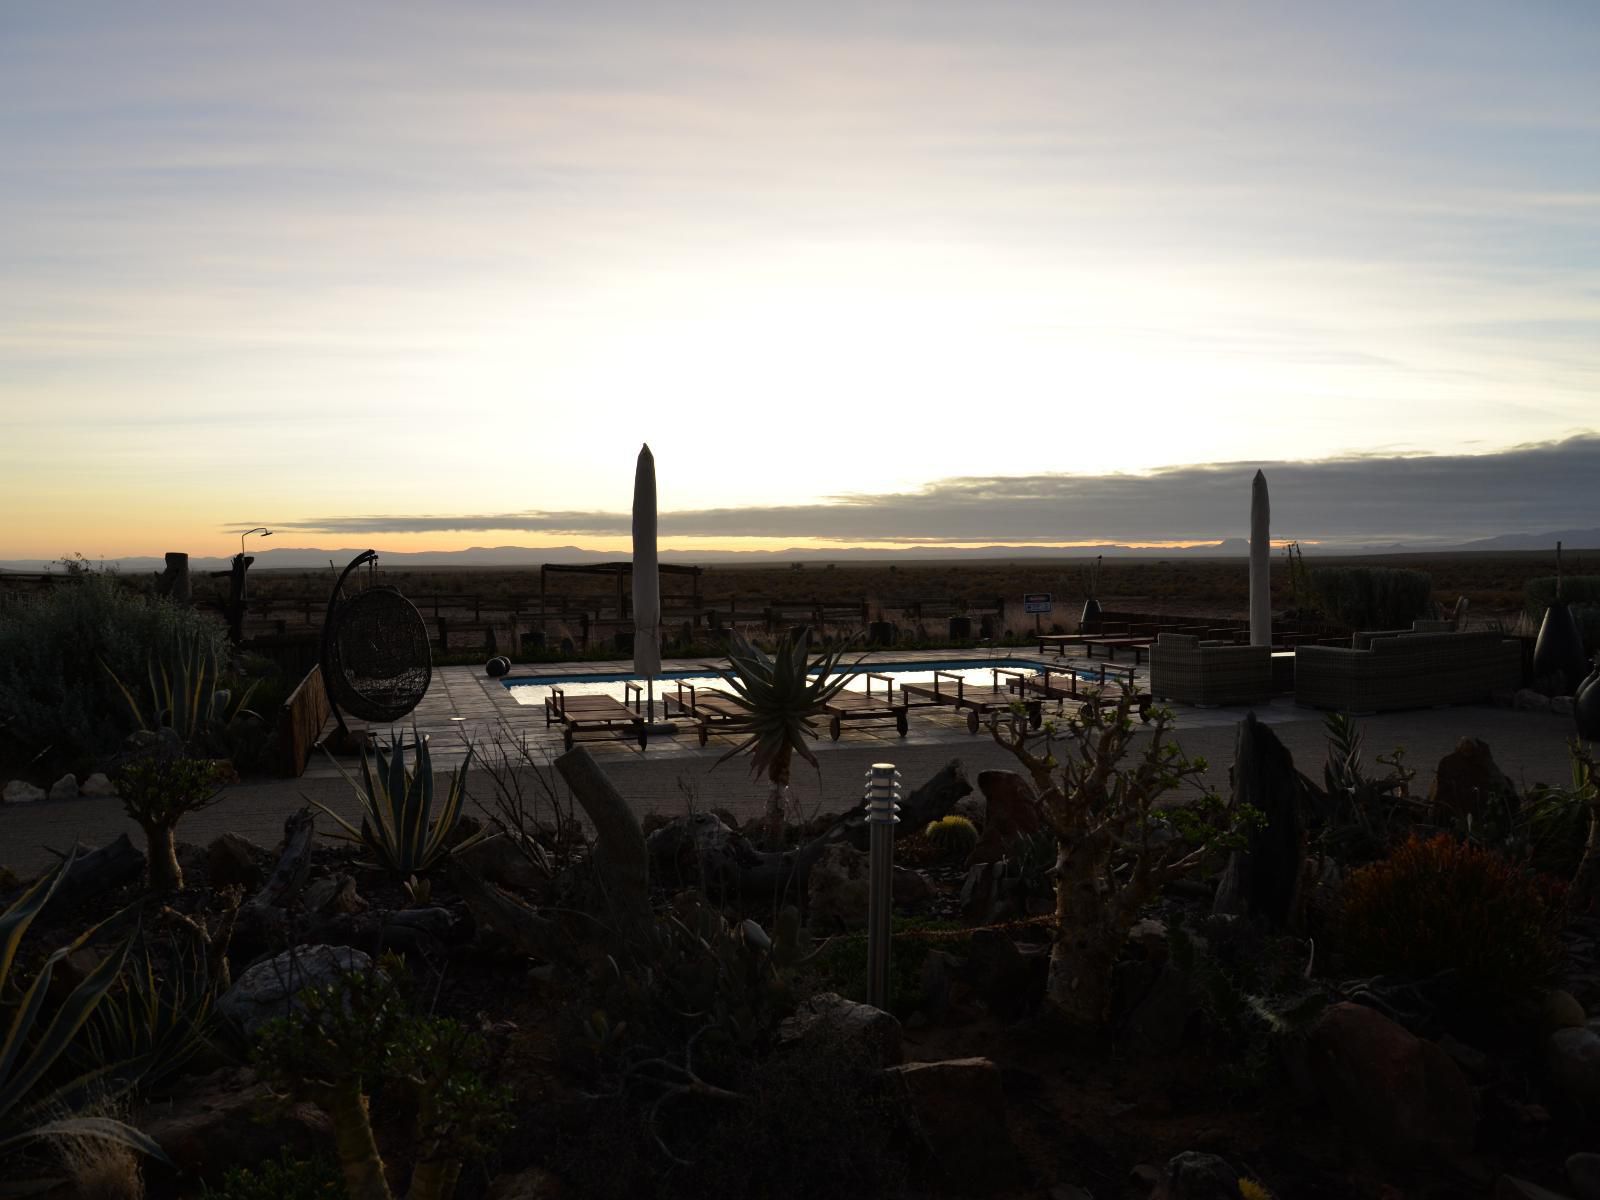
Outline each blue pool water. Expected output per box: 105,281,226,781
502,656,1057,708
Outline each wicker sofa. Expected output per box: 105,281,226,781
1148,633,1275,706
1293,627,1521,713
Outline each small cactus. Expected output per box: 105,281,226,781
923,814,980,860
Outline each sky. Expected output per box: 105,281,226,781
1,2,1597,561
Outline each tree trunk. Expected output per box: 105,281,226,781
325,1078,392,1200
554,746,649,929
144,822,183,893
1045,843,1119,1028
1570,804,1600,915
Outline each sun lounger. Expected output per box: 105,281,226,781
820,672,909,740
663,680,751,745
899,668,1043,734
1081,635,1154,664
1010,665,1152,722
545,683,648,750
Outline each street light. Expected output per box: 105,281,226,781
240,527,272,557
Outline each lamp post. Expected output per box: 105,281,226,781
229,528,272,644
240,527,272,558
864,763,901,1010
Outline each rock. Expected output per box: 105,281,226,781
2,780,46,804
206,832,266,889
301,874,366,916
456,830,549,890
327,875,367,914
885,1056,1013,1192
1429,737,1520,825
1213,713,1305,929
1568,1153,1600,1200
806,843,931,929
779,992,903,1067
1123,962,1197,1056
384,906,455,940
300,876,340,914
964,928,1046,1021
1552,696,1576,717
964,770,1043,867
1514,689,1553,713
79,772,118,798
1542,989,1588,1032
486,1166,570,1200
1546,1027,1600,1106
47,773,79,802
919,950,960,1017
1153,1151,1241,1200
137,1066,332,1181
1130,1164,1162,1190
1306,1001,1476,1162
959,861,1002,921
1496,1177,1578,1200
218,945,373,1036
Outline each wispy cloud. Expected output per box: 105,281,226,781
264,434,1600,546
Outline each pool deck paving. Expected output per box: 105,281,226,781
0,652,1584,876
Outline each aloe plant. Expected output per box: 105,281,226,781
314,730,487,878
0,853,168,1179
711,627,859,841
103,628,259,750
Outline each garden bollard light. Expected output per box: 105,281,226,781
864,762,901,1010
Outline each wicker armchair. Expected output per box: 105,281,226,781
1294,629,1521,713
1148,634,1274,706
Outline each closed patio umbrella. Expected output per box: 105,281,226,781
633,443,661,718
1250,469,1271,647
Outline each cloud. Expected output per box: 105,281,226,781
263,433,1600,546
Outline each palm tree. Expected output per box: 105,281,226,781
712,626,858,843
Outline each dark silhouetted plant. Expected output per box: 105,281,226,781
115,754,223,893
1338,833,1565,1013
313,731,487,879
1309,565,1432,631
0,853,168,1183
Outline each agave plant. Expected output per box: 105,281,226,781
0,853,168,1179
103,629,259,750
711,627,860,841
314,729,488,878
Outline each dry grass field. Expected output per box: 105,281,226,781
167,548,1574,658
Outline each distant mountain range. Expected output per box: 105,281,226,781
4,527,1598,574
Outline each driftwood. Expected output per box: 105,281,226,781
647,813,831,902
553,746,649,925
450,865,581,963
1213,713,1306,929
39,833,146,921
235,809,317,945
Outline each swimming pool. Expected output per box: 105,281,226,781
501,656,1056,708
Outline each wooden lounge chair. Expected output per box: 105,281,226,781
663,680,750,746
545,683,648,750
1081,635,1154,664
820,673,909,740
899,668,1042,734
1010,665,1152,722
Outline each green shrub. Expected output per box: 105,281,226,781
0,566,229,771
922,814,979,861
1308,566,1433,631
1338,833,1565,1013
205,1150,342,1199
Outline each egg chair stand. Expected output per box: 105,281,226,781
320,549,432,749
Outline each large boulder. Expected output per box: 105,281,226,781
965,770,1043,868
3,780,46,805
1306,1001,1476,1163
806,842,932,930
964,928,1047,1021
1153,1152,1244,1200
137,1066,332,1181
778,992,903,1067
456,830,551,890
1546,1026,1600,1107
1212,713,1304,929
1429,737,1519,826
885,1056,1014,1192
218,945,373,1036
80,772,118,798
206,832,266,889
47,774,79,802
